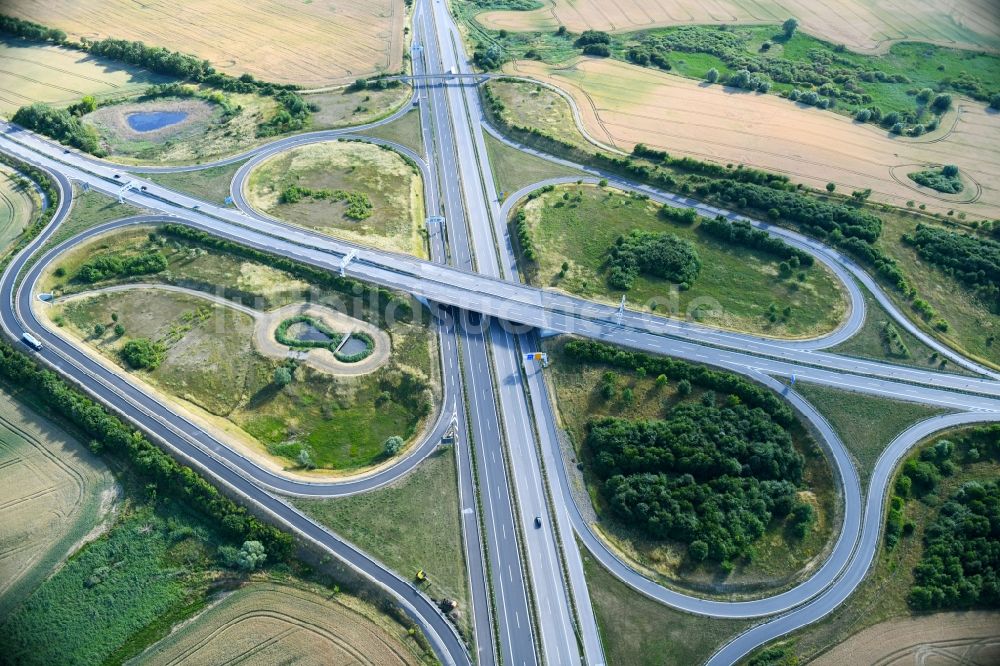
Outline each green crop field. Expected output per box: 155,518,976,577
0,164,38,257
516,183,847,337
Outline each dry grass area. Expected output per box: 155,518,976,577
0,385,115,617
812,612,1000,666
132,581,425,665
0,165,38,257
477,0,1000,54
506,58,1000,219
306,85,412,130
246,141,426,258
4,0,406,88
0,41,165,116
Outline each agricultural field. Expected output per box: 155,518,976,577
812,612,1000,665
4,0,407,87
515,183,847,337
751,424,1000,663
295,448,471,640
134,581,426,665
545,338,838,595
504,58,1000,219
246,141,427,258
41,226,440,474
0,40,166,116
0,386,115,618
0,164,38,257
474,0,1000,54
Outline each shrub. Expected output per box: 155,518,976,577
384,435,404,456
121,338,166,370
706,67,720,83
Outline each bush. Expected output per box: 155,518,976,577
582,43,610,57
706,68,720,83
931,93,952,114
273,366,293,387
576,30,611,47
384,435,404,456
121,338,167,370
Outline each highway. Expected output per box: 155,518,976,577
1,0,997,664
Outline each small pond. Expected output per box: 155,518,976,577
339,335,370,356
287,321,333,343
126,111,189,132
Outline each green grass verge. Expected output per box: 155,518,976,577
365,108,425,157
293,447,470,640
484,130,586,196
581,542,750,666
518,183,847,337
144,160,247,205
830,282,975,375
794,382,949,491
24,188,142,278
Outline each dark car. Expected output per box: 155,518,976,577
534,516,542,529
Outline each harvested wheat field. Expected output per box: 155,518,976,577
0,165,38,257
0,41,165,116
3,0,406,88
507,58,1000,219
477,0,1000,54
812,611,1000,666
133,582,423,665
0,387,115,617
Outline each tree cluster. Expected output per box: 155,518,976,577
908,166,963,194
0,340,294,559
699,216,814,266
902,224,1000,310
563,339,795,425
12,103,104,156
0,14,66,43
513,209,537,262
587,401,806,562
606,230,701,290
75,250,168,283
632,143,789,187
910,480,999,610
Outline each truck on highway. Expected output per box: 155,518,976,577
21,332,42,351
